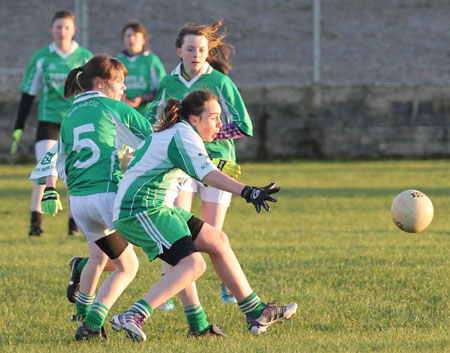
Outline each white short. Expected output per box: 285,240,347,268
179,177,232,206
35,139,57,161
69,193,116,243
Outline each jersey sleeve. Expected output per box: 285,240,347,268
109,102,152,149
167,124,217,181
147,85,168,126
217,76,253,137
20,49,45,96
149,54,166,90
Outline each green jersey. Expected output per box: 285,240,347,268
56,91,151,196
113,120,217,221
147,62,252,162
20,42,92,124
116,51,166,116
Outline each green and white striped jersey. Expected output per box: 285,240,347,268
56,91,151,196
20,42,92,124
147,62,252,162
116,51,166,116
113,120,217,221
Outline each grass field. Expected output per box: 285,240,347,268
0,161,449,353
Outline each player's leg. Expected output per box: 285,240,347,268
111,243,206,342
199,185,237,303
110,210,207,342
194,221,298,335
162,217,227,337
69,194,115,321
76,234,138,340
67,257,116,304
157,179,196,311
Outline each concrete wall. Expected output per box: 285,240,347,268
1,84,450,162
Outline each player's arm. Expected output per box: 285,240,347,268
216,77,253,140
203,170,280,213
41,175,63,217
10,93,35,154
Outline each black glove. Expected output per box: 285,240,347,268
241,182,280,213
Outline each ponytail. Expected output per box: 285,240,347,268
154,99,182,131
64,54,128,98
64,67,84,98
155,90,218,132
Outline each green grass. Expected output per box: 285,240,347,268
0,160,449,353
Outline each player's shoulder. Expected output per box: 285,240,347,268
75,46,93,57
29,45,52,60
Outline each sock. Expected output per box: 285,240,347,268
76,258,89,274
31,211,42,227
129,299,154,320
85,302,109,331
238,292,266,319
75,290,96,317
184,304,209,332
69,217,78,231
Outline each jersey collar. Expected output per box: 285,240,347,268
73,90,107,104
173,62,213,88
49,41,79,59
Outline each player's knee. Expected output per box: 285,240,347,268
89,252,109,267
191,252,206,278
209,230,231,256
115,245,139,276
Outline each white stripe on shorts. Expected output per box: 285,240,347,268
136,212,171,254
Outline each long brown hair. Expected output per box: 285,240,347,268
175,19,234,75
64,54,128,98
155,90,218,132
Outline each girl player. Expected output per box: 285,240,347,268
109,90,297,342
148,19,251,305
11,10,92,236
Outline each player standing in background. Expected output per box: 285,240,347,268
35,54,152,339
10,10,92,236
109,90,297,342
117,21,166,116
148,19,251,305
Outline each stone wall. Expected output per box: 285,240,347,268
235,84,450,160
1,84,449,162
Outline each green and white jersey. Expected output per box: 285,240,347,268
116,51,166,116
113,120,217,221
56,91,151,196
20,42,92,124
147,62,252,162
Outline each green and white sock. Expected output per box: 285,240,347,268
85,302,109,331
184,304,209,332
75,291,95,317
129,299,154,320
238,292,266,319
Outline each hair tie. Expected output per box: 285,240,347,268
75,67,83,90
177,100,182,109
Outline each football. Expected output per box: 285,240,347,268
391,189,434,233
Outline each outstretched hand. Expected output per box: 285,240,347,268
241,182,280,213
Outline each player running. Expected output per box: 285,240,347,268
32,54,151,339
148,19,251,305
11,10,92,236
109,90,297,342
